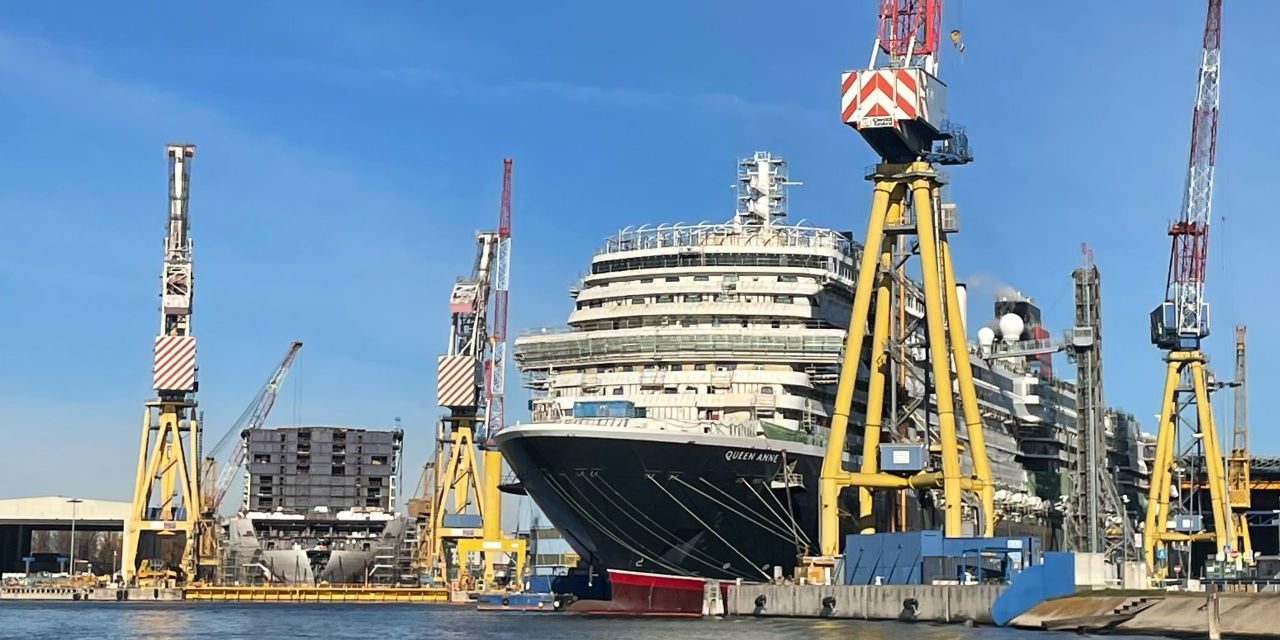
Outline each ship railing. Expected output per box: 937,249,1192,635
595,221,856,256
517,318,846,338
513,332,846,368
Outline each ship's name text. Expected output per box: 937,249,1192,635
724,450,781,464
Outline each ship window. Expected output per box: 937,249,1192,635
631,297,647,304
685,294,702,302
761,386,774,394
683,386,698,394
694,275,710,282
611,387,624,395
663,386,678,394
694,364,707,371
588,301,602,308
680,319,695,327
711,318,721,327
724,274,738,282
640,278,653,283
657,294,673,303
778,275,798,283
621,366,634,372
776,295,794,303
716,364,731,371
771,320,781,328
665,276,680,282
254,454,271,464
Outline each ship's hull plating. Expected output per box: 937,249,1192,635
497,424,824,612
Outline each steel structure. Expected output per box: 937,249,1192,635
1064,247,1134,562
481,159,513,561
200,341,303,517
123,143,203,583
1142,0,1240,577
425,159,524,588
1227,325,1253,558
820,0,993,555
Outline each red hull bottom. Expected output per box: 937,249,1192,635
565,569,728,616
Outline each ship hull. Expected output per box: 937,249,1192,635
496,423,824,614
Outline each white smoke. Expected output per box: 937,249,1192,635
967,271,1029,303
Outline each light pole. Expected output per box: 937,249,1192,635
67,498,82,577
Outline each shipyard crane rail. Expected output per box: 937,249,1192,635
201,341,303,514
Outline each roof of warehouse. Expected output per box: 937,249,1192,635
0,496,130,524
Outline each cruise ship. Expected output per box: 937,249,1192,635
498,153,1147,613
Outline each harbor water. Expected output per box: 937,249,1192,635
0,602,1173,640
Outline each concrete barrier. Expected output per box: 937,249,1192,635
727,583,1002,623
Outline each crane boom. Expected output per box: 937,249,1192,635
1154,0,1221,349
204,341,304,513
485,158,512,440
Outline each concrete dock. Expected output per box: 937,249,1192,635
726,583,1002,624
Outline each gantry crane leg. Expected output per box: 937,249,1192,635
124,404,201,583
1143,352,1233,577
819,162,992,555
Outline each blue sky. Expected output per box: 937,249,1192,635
1,1,1277,505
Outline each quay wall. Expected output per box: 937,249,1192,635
726,583,1002,623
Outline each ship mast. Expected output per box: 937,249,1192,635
735,151,799,227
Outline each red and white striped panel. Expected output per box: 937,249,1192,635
153,335,197,392
437,355,477,408
841,68,929,128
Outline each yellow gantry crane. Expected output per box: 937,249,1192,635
819,0,993,556
1141,0,1240,577
422,159,524,590
123,143,203,584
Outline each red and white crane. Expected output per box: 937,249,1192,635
485,159,513,442
1142,0,1241,577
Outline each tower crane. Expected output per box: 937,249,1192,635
820,0,991,557
123,143,203,584
1142,0,1238,577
